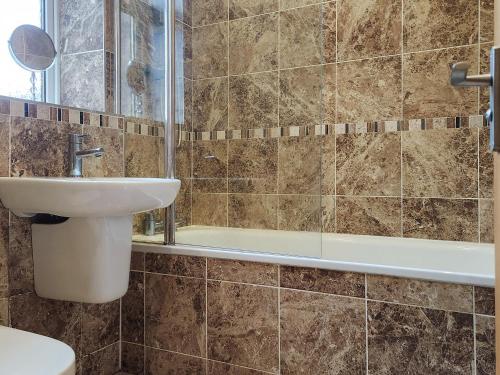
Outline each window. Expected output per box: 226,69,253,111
0,0,45,101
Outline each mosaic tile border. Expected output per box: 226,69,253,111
184,116,488,141
0,96,165,137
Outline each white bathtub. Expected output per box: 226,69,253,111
133,225,495,287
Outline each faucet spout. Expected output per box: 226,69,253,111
69,134,105,177
76,147,105,158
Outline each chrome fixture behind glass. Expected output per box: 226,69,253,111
69,134,105,177
144,212,164,236
451,47,500,151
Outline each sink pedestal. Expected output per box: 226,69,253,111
32,216,133,303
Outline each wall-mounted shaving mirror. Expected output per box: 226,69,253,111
9,24,56,72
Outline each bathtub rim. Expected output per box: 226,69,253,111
132,242,495,288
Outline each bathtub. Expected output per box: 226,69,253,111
133,225,495,287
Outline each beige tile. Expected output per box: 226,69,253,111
229,13,278,74
192,193,227,226
403,198,478,242
336,196,401,237
192,0,228,26
367,275,473,312
193,77,228,132
228,138,278,194
145,273,206,356
403,46,479,119
402,128,478,198
229,0,278,19
337,0,401,60
279,3,335,68
193,23,228,79
336,132,401,196
403,0,478,52
278,195,321,232
207,281,279,372
337,56,402,122
278,136,321,194
207,258,278,286
229,194,278,229
229,71,279,130
280,289,366,374
480,199,494,244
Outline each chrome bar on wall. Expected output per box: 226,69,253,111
164,0,176,245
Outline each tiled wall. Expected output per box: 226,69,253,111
175,0,496,243
0,96,165,374
121,252,496,374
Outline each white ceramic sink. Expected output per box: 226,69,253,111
0,177,181,303
0,326,75,375
0,177,181,217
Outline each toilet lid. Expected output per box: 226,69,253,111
0,326,75,375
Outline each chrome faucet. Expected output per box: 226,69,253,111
69,134,105,177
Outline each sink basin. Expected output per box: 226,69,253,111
0,177,181,303
0,326,75,375
0,177,181,217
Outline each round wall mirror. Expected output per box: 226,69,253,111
8,24,57,72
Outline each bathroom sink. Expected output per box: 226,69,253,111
0,177,181,217
0,326,75,375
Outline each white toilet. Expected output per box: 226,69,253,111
0,326,75,375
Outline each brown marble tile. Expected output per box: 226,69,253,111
280,0,319,9
176,178,192,227
403,198,478,242
279,65,326,128
177,141,192,179
229,72,279,130
82,342,120,375
480,127,493,198
193,23,228,79
337,0,401,61
121,342,144,375
480,43,493,115
208,361,267,374
229,194,278,229
321,136,335,195
193,178,228,194
0,99,10,115
277,195,321,232
475,287,495,316
11,117,81,177
145,348,206,374
336,196,401,237
193,77,228,132
322,195,336,233
278,136,321,194
480,0,494,42
228,138,278,194
367,275,473,313
480,199,494,243
192,0,228,26
402,128,478,198
145,254,206,277
0,115,9,177
9,293,81,355
82,126,124,177
336,132,401,196
183,78,193,128
0,209,9,299
280,265,365,297
131,251,145,271
145,273,206,356
176,0,193,25
368,301,474,374
207,258,278,286
403,0,478,52
403,46,479,119
0,298,8,326
229,13,278,74
280,289,366,374
229,0,278,19
193,140,228,180
122,271,145,344
207,281,279,372
8,215,34,296
192,193,228,226
279,3,335,68
476,315,495,375
337,55,402,122
81,300,120,355
125,134,161,177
